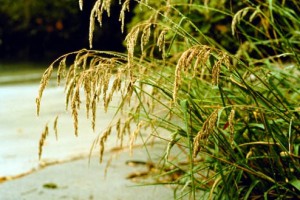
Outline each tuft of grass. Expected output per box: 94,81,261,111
37,0,300,199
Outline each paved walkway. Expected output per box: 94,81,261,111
0,72,174,199
0,146,174,200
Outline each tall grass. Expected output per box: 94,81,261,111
37,0,300,199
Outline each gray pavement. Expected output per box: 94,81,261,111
0,147,174,200
0,70,175,199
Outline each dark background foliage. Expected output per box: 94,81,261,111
0,0,129,62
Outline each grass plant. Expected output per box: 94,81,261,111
37,0,300,199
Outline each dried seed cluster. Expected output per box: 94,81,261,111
37,1,233,164
173,45,230,102
38,124,49,160
193,109,219,157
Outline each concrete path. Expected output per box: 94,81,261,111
0,146,174,200
0,82,105,177
0,70,175,199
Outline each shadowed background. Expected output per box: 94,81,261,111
0,0,132,63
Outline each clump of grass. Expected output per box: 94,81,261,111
37,0,300,199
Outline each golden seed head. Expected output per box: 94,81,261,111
228,109,235,137
53,116,59,141
38,124,49,160
119,0,130,33
36,65,54,116
193,109,218,157
126,26,140,64
173,45,212,102
57,57,67,86
157,28,168,56
141,23,151,52
130,121,143,155
99,126,112,163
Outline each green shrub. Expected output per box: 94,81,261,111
37,0,300,199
